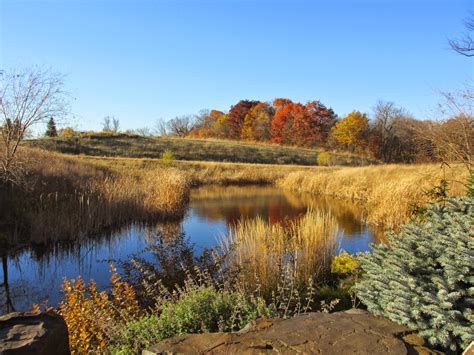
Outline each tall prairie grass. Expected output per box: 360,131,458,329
218,209,338,296
78,155,307,186
0,148,190,246
278,164,468,229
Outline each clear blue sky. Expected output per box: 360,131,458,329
1,0,473,132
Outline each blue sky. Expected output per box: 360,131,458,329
1,0,473,132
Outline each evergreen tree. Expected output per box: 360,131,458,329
355,197,474,352
45,117,58,137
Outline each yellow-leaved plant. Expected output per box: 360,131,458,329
59,265,143,353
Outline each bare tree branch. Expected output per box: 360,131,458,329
449,12,474,57
0,68,68,183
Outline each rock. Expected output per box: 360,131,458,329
0,311,70,354
144,310,438,354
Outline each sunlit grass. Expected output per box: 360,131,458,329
1,148,190,245
278,164,468,229
218,209,338,296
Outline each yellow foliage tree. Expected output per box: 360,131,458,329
241,102,274,141
331,111,369,149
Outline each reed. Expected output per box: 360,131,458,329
278,164,468,229
218,209,338,297
75,155,309,186
1,148,191,246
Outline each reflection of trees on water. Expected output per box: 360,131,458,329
190,186,379,240
190,189,307,226
0,221,188,314
0,186,383,314
122,226,215,306
1,255,15,313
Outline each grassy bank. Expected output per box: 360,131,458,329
77,155,308,186
78,155,469,229
26,134,375,166
278,164,469,229
0,149,190,247
3,148,468,248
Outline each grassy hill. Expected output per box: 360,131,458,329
27,134,375,166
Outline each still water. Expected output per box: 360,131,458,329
0,186,381,314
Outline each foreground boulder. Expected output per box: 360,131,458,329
0,311,70,354
144,309,438,354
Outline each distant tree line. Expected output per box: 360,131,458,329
154,97,471,165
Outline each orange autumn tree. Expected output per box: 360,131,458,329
271,98,337,147
331,110,369,150
241,102,275,141
271,99,305,145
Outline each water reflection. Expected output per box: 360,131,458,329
0,186,382,314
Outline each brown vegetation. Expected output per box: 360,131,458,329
0,148,190,246
278,164,468,230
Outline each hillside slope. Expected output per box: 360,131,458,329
27,134,374,166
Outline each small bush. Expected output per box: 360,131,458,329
160,149,175,165
109,283,274,353
331,252,358,274
59,267,143,353
355,197,474,352
58,127,77,137
316,151,332,166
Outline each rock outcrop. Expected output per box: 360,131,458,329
0,311,70,354
144,309,438,354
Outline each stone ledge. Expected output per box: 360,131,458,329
144,309,439,354
0,311,70,355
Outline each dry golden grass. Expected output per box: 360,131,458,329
2,148,190,245
51,154,470,230
278,164,469,229
70,155,309,186
7,149,468,244
218,210,338,296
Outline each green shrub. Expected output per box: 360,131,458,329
160,149,175,165
355,197,474,352
313,285,352,312
109,285,274,354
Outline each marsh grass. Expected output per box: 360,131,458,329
278,164,468,229
217,209,338,297
0,148,190,246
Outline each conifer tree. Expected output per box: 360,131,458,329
355,197,474,352
45,117,58,137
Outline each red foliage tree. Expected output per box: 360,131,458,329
303,100,337,147
271,99,336,147
226,100,260,139
271,101,305,145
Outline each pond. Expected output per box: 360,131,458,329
0,186,382,315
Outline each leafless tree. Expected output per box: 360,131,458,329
112,117,120,133
449,12,474,57
167,115,195,137
370,100,408,162
134,127,153,137
154,118,168,136
102,116,111,131
0,68,68,183
102,116,120,133
428,87,474,171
